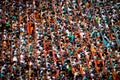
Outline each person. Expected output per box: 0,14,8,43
0,0,119,80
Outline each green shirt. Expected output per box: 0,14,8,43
6,21,10,27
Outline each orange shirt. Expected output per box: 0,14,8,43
72,67,75,74
112,71,117,80
34,12,38,20
27,22,33,35
54,58,57,62
1,53,5,59
3,41,7,47
91,47,96,56
86,2,90,8
19,15,22,21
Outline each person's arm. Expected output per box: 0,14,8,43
104,34,110,43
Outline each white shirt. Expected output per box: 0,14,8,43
80,32,85,38
78,54,81,59
13,56,18,62
66,29,70,36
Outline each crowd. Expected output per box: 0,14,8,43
0,0,120,80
